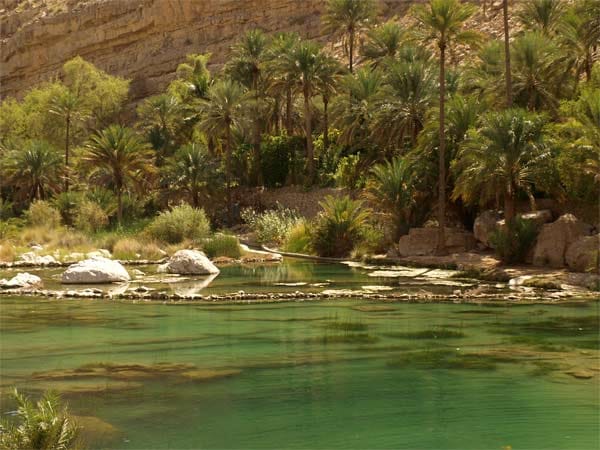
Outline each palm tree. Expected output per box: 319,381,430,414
361,19,404,67
198,79,247,224
517,0,566,35
372,60,436,149
453,109,552,224
137,94,184,162
411,0,477,254
365,157,417,241
266,32,301,135
315,55,344,151
84,125,156,224
277,40,334,182
558,7,597,83
0,388,79,450
511,32,565,112
49,89,89,192
226,29,270,185
332,67,383,148
1,140,63,203
171,53,212,101
322,0,376,73
163,142,219,208
502,0,512,106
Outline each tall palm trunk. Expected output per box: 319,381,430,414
286,87,293,135
64,115,71,192
349,28,355,73
304,85,314,183
504,188,515,226
436,41,447,255
503,0,513,107
226,125,233,226
253,119,263,186
323,95,329,151
117,188,123,225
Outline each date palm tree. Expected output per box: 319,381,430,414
137,94,184,162
163,142,220,208
372,59,436,149
226,29,270,185
1,140,63,203
453,109,552,224
361,19,404,67
517,0,566,35
84,125,156,224
277,40,335,182
322,0,376,73
171,53,212,101
411,0,478,254
559,7,597,83
49,89,89,192
502,0,512,106
198,79,248,224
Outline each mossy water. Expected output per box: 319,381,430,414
0,262,598,449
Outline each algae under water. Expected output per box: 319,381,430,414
0,261,598,449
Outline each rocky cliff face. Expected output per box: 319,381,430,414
0,0,326,101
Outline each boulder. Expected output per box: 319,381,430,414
62,257,131,284
565,234,600,273
86,249,112,259
18,252,57,265
520,209,553,227
533,214,594,268
0,272,43,289
473,210,503,248
398,228,476,257
157,250,220,275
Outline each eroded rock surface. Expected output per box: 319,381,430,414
158,249,219,275
533,214,593,268
398,228,475,256
0,272,43,289
62,257,131,284
565,234,600,273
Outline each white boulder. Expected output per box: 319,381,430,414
0,272,43,289
18,252,57,265
158,250,220,275
62,257,131,284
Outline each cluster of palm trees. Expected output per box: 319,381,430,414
1,0,598,248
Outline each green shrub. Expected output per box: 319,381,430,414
351,223,386,259
490,217,539,264
52,191,83,225
0,388,79,450
203,233,241,258
260,134,306,187
334,154,365,189
146,204,211,244
25,200,61,228
283,220,312,253
241,205,301,245
311,195,369,257
0,198,14,220
74,200,109,234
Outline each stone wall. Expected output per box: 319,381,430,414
0,0,326,101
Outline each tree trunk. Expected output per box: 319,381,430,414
253,118,263,186
117,189,123,225
349,28,354,73
503,0,513,107
304,85,314,183
527,188,537,212
286,87,293,135
436,42,447,255
65,115,70,192
323,95,329,151
585,50,592,82
226,125,233,226
504,188,515,226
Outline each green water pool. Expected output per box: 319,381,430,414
0,261,598,449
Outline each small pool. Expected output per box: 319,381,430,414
0,261,598,449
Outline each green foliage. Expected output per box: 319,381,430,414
25,200,61,228
52,191,82,226
0,388,80,450
241,206,301,245
260,134,305,187
282,220,312,253
74,200,109,234
146,204,211,244
311,195,369,257
334,154,365,189
490,217,539,264
202,233,242,258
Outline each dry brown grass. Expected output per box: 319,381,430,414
0,243,17,262
112,237,165,260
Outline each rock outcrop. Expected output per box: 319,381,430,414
158,249,219,275
532,214,594,268
565,234,600,273
62,257,131,284
0,272,43,289
1,0,325,102
18,252,57,265
473,210,503,249
398,228,476,257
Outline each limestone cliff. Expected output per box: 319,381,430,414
0,0,326,101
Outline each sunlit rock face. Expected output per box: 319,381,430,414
62,257,131,284
0,0,326,102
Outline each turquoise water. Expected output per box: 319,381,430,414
0,261,598,449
